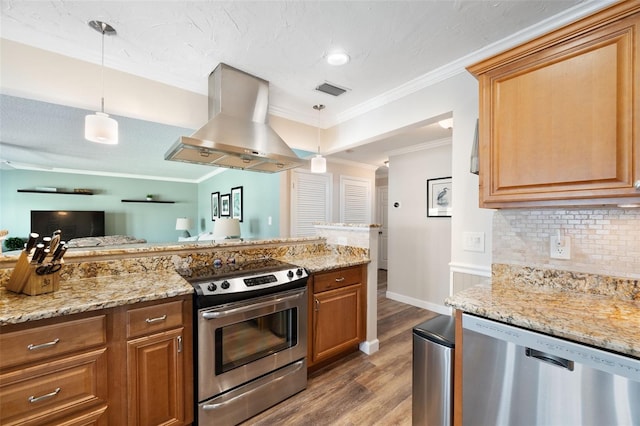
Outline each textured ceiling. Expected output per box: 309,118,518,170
0,0,608,180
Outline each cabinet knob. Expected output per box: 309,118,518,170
635,180,640,191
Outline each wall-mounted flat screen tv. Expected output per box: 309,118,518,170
31,210,105,241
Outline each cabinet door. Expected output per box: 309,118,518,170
127,328,185,426
312,284,363,363
474,10,639,207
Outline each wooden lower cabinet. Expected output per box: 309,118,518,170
0,295,193,426
307,264,366,369
127,328,185,426
313,284,363,361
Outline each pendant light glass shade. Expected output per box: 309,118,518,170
311,154,326,173
85,112,118,144
85,21,118,145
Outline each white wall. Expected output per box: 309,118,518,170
386,143,452,314
323,71,494,311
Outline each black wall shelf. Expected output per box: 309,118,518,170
121,199,175,204
18,189,93,195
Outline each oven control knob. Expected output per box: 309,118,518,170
221,280,230,290
296,268,304,276
207,283,217,292
287,270,294,279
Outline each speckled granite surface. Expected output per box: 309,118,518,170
277,253,369,273
446,265,640,358
0,270,193,326
0,239,369,326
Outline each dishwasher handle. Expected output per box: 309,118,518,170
526,347,574,371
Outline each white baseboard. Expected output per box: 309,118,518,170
385,291,452,316
359,339,380,355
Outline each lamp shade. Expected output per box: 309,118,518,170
175,217,192,231
311,154,326,173
85,112,118,144
213,218,241,239
176,217,192,238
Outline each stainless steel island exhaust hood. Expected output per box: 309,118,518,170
165,63,305,173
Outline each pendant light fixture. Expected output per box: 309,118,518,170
85,20,118,145
311,104,326,173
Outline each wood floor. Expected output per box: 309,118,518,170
243,270,438,426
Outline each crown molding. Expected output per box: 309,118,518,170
387,138,451,158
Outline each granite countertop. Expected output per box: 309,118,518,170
277,253,370,273
445,280,640,359
0,270,193,326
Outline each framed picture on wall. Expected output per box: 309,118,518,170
231,186,243,222
211,192,220,221
220,193,231,217
427,177,452,217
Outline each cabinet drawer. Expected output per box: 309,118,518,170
313,266,363,293
0,348,108,426
0,316,106,370
127,301,183,338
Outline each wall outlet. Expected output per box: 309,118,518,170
463,231,485,253
550,235,571,259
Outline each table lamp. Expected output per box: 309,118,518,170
176,217,192,238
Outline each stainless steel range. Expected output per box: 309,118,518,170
179,257,309,425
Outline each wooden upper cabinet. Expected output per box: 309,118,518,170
468,1,640,208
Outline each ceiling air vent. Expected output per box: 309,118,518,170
315,82,348,97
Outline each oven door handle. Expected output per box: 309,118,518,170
201,291,304,320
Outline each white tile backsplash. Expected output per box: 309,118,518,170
493,208,640,279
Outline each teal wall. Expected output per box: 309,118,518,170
1,149,313,244
197,169,281,239
0,169,197,243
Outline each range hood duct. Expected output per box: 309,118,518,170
165,63,305,173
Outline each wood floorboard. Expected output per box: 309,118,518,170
242,270,438,426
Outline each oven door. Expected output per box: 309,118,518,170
197,287,307,400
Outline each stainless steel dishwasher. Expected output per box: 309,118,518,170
462,313,640,426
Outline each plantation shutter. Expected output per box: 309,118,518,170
340,176,371,223
291,170,331,237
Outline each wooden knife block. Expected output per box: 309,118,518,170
6,252,61,296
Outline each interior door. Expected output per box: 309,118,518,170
376,186,388,269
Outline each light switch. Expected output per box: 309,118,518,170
463,231,485,253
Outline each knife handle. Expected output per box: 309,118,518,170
36,248,50,264
52,241,66,259
52,245,67,262
31,244,45,263
42,236,52,250
25,233,40,253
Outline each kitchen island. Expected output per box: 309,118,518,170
0,236,371,426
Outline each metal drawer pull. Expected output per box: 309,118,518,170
145,314,167,324
28,387,61,403
27,338,60,351
335,277,345,282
